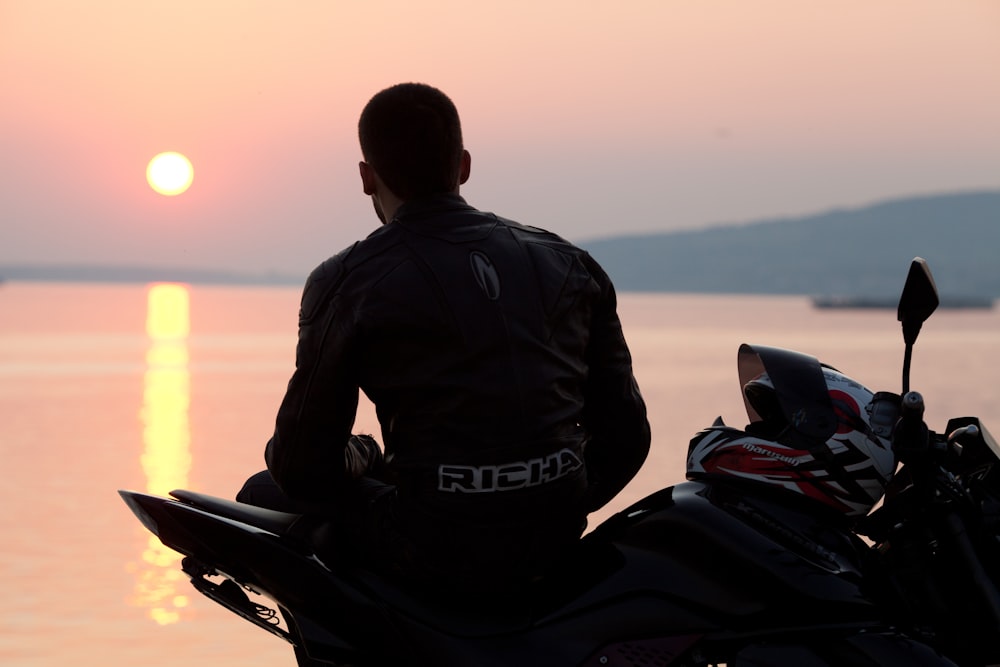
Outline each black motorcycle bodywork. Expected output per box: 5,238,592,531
121,477,944,666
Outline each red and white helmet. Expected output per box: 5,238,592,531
687,344,896,518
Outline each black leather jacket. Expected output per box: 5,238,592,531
266,194,650,580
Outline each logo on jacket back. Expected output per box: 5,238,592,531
469,251,501,300
438,448,583,493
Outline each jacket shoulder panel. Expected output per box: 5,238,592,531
299,242,357,324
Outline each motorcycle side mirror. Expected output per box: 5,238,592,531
897,257,939,393
897,257,939,346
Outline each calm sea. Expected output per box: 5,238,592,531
1,282,997,666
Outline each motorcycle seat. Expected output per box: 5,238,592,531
169,489,305,537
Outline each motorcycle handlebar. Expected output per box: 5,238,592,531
901,391,925,420
893,391,931,462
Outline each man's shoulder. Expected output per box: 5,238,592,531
502,218,604,272
298,244,356,321
307,240,361,283
494,215,580,249
491,217,616,291
298,226,412,316
314,225,405,274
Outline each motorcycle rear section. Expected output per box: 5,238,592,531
120,479,948,666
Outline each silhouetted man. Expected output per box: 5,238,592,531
240,82,650,599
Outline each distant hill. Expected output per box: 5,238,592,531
3,190,998,299
580,190,1000,300
0,264,304,287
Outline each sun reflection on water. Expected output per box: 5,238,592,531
130,283,193,625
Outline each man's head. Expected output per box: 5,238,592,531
358,83,468,203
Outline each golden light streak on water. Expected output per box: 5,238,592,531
132,283,193,625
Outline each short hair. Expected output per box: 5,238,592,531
358,83,464,200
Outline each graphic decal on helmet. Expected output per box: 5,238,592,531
830,390,860,435
687,345,896,518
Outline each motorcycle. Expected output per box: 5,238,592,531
120,257,1000,666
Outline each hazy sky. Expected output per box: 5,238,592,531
2,1,998,276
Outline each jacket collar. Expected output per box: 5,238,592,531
391,193,476,224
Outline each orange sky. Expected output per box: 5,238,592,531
2,1,998,276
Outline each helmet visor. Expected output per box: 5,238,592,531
738,344,838,445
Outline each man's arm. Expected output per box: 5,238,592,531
579,261,651,512
265,253,378,502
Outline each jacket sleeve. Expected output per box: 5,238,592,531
579,257,651,512
264,252,380,502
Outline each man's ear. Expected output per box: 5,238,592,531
458,150,471,185
359,161,377,195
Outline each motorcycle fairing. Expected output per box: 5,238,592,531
554,480,877,629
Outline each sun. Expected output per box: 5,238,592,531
147,152,194,196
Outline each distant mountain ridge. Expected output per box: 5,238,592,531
0,263,303,287
3,190,998,298
581,190,1000,300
